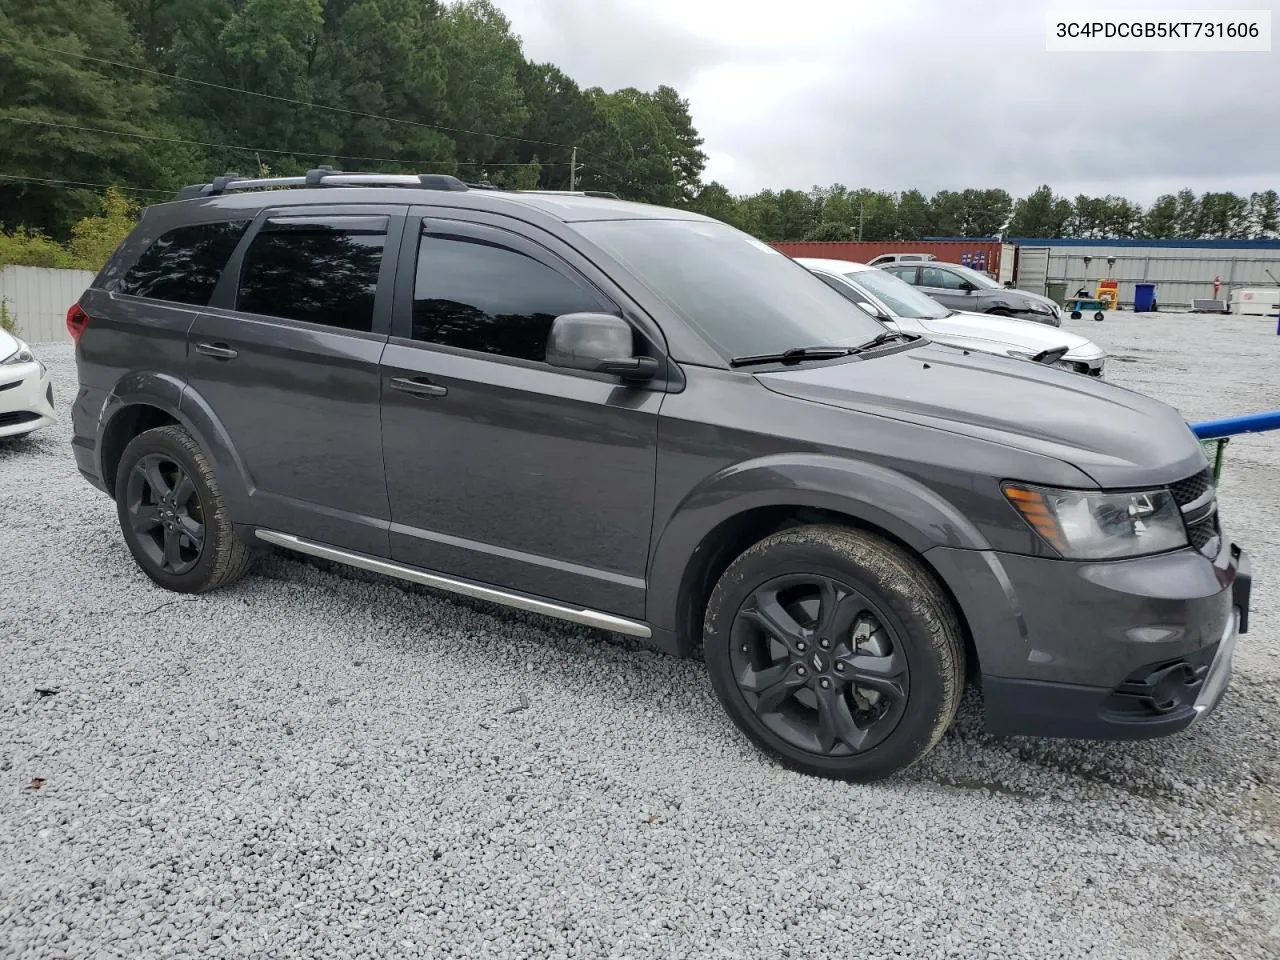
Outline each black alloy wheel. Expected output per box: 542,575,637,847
730,574,909,757
125,453,206,576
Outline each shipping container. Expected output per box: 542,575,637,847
771,240,1012,280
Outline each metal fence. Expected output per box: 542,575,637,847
1003,239,1280,309
0,266,94,343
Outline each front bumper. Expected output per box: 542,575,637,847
0,360,56,438
930,541,1251,741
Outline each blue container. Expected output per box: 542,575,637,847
1134,283,1156,312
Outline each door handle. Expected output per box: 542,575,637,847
195,341,238,360
389,376,448,398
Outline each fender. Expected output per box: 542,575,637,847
99,373,255,518
645,452,992,634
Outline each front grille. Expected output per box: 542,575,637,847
1168,468,1219,557
0,410,40,428
1170,468,1213,507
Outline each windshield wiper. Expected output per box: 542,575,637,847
729,345,853,368
851,330,917,352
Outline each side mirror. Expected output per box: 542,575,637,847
546,312,659,382
959,281,977,293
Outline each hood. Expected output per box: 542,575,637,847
923,311,1102,360
756,342,1204,488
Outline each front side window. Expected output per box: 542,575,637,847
412,228,615,362
921,266,971,290
843,269,951,320
236,215,387,331
118,220,250,305
885,265,919,284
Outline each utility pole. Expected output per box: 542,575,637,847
856,200,866,241
569,146,577,191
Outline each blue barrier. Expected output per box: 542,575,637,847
1189,409,1280,480
1189,410,1280,440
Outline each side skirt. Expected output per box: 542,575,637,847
254,529,654,639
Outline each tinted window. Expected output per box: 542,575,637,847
412,230,613,362
575,219,883,361
921,266,969,290
237,216,387,331
118,220,249,305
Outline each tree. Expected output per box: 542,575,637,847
1007,185,1073,238
1247,190,1280,238
67,188,139,267
1142,194,1180,238
804,222,854,241
0,0,174,235
895,189,933,240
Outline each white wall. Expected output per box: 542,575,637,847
0,265,95,343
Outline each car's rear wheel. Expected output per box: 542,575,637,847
703,525,965,782
115,425,255,593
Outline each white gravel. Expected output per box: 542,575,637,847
2,312,1278,959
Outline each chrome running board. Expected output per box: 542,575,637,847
254,529,653,638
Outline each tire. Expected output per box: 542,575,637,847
703,525,965,782
1070,310,1082,320
987,308,1012,318
114,425,256,593
1094,311,1105,321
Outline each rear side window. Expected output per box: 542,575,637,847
412,230,613,362
236,215,388,332
117,220,250,305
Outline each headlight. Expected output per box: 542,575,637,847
1003,483,1187,559
1,338,34,365
1053,359,1081,372
1023,302,1053,314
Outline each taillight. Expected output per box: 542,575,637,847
66,303,90,342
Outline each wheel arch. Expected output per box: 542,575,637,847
647,454,987,670
98,375,253,514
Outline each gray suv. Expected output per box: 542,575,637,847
884,261,1063,326
69,169,1250,782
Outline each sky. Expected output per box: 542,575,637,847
490,0,1280,203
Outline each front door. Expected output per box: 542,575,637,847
186,206,400,556
917,264,973,311
379,214,662,618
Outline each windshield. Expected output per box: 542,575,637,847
947,263,1001,289
843,268,950,320
575,219,884,359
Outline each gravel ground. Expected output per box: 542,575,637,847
2,312,1278,959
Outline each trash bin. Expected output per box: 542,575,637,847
1134,283,1157,312
1046,281,1067,306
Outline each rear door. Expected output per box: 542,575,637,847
186,204,402,555
378,210,663,618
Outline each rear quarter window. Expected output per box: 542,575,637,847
116,220,250,305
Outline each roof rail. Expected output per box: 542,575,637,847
176,166,471,200
174,167,621,202
517,189,620,200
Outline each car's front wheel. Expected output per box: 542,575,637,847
703,525,965,782
115,425,255,593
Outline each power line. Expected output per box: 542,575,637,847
18,41,578,152
0,115,570,168
14,41,630,184
0,173,171,197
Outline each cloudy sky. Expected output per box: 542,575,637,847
491,0,1279,203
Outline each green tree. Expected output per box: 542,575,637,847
0,0,174,235
1142,194,1180,238
1246,190,1280,238
1008,185,1072,238
804,222,854,241
67,187,139,268
895,189,933,239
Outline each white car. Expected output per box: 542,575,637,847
798,258,1106,377
0,328,56,438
